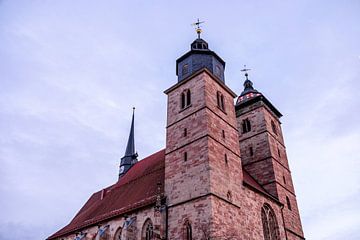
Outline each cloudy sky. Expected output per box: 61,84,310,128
0,0,359,239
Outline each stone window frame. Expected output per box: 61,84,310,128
141,218,154,240
181,89,191,110
216,91,226,112
242,118,251,133
261,203,280,240
113,226,122,240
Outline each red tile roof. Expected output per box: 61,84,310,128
48,149,271,239
48,149,165,239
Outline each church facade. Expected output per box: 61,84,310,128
48,35,305,240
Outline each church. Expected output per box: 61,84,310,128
48,26,305,240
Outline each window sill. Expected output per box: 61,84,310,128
217,106,227,115
179,104,192,113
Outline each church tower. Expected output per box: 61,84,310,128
164,25,244,239
235,73,304,239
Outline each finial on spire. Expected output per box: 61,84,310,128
240,65,251,80
191,18,205,39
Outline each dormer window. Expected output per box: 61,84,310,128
216,91,225,111
242,118,251,133
181,89,191,109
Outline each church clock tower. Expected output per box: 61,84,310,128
164,26,244,239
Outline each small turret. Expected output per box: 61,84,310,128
119,108,138,179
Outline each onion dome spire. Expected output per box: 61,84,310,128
119,107,138,179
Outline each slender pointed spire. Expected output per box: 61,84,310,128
119,107,138,179
124,107,135,156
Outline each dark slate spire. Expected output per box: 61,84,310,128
240,73,259,96
119,108,138,179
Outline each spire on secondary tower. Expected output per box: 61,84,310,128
119,107,138,179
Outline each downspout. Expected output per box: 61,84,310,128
280,205,288,240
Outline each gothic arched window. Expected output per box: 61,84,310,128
242,118,251,133
181,89,191,109
142,219,154,240
261,204,280,240
114,227,122,240
217,91,225,111
183,220,192,240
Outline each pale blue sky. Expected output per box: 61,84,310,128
0,1,359,239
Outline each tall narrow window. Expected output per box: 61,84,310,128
184,152,188,162
220,94,225,110
181,92,186,109
222,130,225,138
142,219,154,240
184,128,187,137
283,175,286,185
184,221,192,240
277,148,281,157
186,89,191,106
261,204,280,240
216,91,225,111
242,118,251,133
250,147,254,156
224,154,228,164
286,196,292,210
181,89,191,109
271,120,277,135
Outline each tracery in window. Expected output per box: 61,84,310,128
114,227,122,240
242,118,251,133
181,89,191,109
261,204,280,240
142,219,154,240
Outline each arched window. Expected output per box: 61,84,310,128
142,219,153,240
242,118,251,133
114,227,122,240
181,89,191,109
216,91,225,111
261,204,280,240
186,89,191,106
181,92,186,109
183,220,192,240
